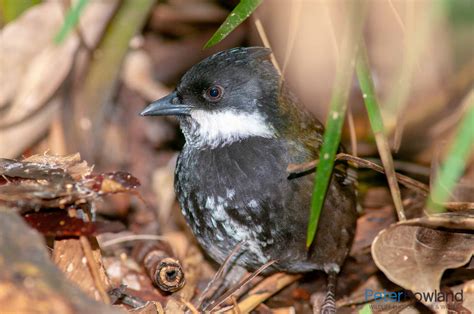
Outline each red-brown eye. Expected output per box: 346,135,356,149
205,85,223,101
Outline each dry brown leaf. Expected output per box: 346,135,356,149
0,153,139,212
0,95,60,158
122,49,171,101
0,2,64,109
2,41,77,124
24,153,93,179
351,205,396,255
0,210,124,314
53,238,111,302
371,212,474,311
0,1,119,158
152,155,178,229
0,1,119,126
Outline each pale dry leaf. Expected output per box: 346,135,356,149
122,49,170,101
0,97,60,158
53,238,111,302
152,155,178,227
372,213,474,311
0,211,124,314
1,41,78,125
0,2,64,109
0,0,119,125
24,153,93,180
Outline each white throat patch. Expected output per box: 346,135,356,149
185,109,275,148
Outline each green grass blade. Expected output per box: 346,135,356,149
203,0,262,49
0,0,40,23
359,304,373,314
54,0,89,44
427,95,474,212
355,41,406,221
306,1,368,248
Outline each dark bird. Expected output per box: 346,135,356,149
141,47,357,312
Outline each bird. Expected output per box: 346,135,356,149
141,47,357,312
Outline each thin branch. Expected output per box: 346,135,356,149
100,234,167,248
254,17,282,76
236,273,301,313
196,242,244,309
79,236,110,304
206,260,277,311
288,153,429,195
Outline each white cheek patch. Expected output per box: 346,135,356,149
188,109,275,148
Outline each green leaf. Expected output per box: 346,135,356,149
54,0,89,45
427,98,474,212
204,0,262,49
359,304,373,314
355,41,406,221
0,0,40,23
306,1,368,248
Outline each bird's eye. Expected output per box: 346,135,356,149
205,85,223,101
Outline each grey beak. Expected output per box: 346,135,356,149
140,91,192,116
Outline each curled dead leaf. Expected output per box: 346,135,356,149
371,212,474,311
0,2,63,109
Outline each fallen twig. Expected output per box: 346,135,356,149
206,260,277,312
79,236,111,304
288,153,429,195
196,242,244,309
234,273,302,313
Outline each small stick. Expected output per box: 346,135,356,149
79,236,111,303
196,242,244,308
206,260,277,311
281,0,302,76
231,296,241,314
442,202,474,211
179,297,200,314
108,285,147,308
235,273,301,313
254,17,282,76
100,234,167,248
287,153,429,195
347,109,358,157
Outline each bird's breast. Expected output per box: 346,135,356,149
174,136,301,265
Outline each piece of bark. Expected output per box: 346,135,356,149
134,240,185,293
0,1,119,125
165,243,203,313
0,210,123,314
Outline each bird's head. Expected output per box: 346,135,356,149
140,47,283,148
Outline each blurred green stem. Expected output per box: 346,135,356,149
306,0,368,247
75,0,154,160
427,94,474,212
356,41,406,221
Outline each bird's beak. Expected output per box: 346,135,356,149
140,91,192,116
